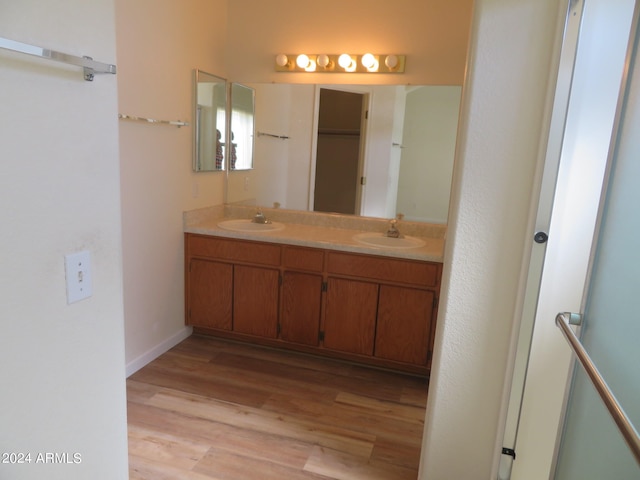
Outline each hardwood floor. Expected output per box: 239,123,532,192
127,335,429,479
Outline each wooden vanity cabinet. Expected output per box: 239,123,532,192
185,234,280,339
187,258,233,331
323,277,378,355
375,285,435,365
280,246,324,346
233,265,279,338
185,233,442,375
323,251,441,369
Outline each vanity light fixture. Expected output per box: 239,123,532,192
274,53,405,73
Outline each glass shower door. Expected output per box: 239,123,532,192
554,3,640,477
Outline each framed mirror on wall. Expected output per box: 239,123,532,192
229,82,255,171
193,70,227,172
226,83,462,224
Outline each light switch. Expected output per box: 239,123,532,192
65,250,92,304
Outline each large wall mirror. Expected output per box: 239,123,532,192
193,70,227,172
226,83,461,224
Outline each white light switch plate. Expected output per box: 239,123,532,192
65,250,92,304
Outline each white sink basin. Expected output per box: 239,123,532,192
217,219,285,232
353,232,426,249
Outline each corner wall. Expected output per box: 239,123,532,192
115,0,229,373
0,1,128,478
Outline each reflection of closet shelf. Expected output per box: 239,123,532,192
318,128,361,136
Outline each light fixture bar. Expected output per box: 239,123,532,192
275,54,405,73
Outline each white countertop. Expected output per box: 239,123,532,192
185,210,445,263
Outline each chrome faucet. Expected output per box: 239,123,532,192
251,208,271,224
385,213,405,238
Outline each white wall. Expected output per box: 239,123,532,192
419,0,566,477
0,1,128,479
115,0,229,374
226,0,473,85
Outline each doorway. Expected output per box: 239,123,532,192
312,88,367,214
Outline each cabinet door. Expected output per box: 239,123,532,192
323,277,378,355
281,271,322,346
187,258,233,330
375,285,434,365
233,265,279,338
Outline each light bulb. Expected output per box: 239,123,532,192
385,55,399,69
338,54,353,69
275,53,289,67
317,54,330,68
361,53,376,68
361,53,378,71
296,54,310,69
304,59,317,72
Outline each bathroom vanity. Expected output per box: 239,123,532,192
184,206,445,376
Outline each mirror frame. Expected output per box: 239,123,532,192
193,69,228,172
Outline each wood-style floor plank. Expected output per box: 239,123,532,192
194,448,331,480
128,423,211,470
303,445,417,480
127,335,428,479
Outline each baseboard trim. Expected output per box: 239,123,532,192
126,326,193,377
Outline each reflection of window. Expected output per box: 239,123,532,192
216,107,225,135
231,108,253,170
215,107,226,170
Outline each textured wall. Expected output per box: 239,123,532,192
419,0,565,477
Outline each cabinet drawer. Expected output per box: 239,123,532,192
282,246,324,272
326,251,440,287
187,234,281,266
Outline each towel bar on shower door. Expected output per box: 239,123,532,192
556,312,640,465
